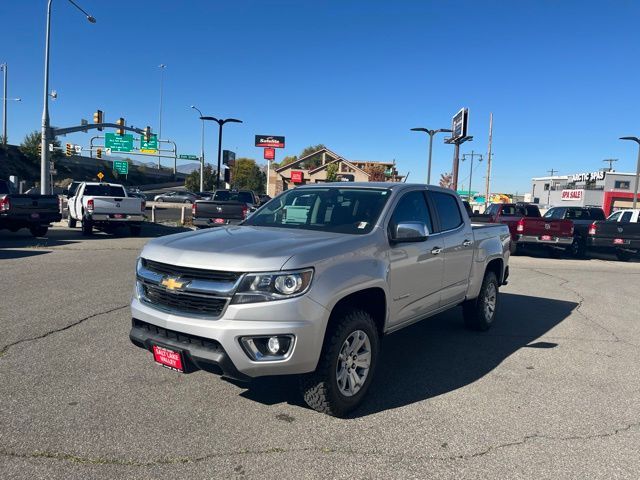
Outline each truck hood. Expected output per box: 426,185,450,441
141,225,356,272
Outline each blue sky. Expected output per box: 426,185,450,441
1,0,639,192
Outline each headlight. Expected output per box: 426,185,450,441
231,269,314,304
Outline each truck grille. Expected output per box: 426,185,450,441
141,282,228,317
142,258,241,282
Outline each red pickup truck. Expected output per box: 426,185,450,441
482,203,574,254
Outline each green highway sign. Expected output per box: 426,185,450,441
179,154,198,160
105,133,134,152
140,134,158,153
113,160,129,175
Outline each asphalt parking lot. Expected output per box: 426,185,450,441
1,226,639,479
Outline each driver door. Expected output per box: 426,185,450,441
387,189,444,329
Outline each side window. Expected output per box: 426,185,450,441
552,208,566,219
608,211,622,222
621,211,633,222
389,191,433,233
430,192,463,232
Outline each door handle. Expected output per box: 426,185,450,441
462,239,473,247
431,247,443,255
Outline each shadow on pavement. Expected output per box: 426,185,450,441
0,249,51,260
238,293,577,416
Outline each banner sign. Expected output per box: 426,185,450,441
255,135,285,148
561,189,584,201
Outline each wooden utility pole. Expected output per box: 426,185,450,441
484,113,493,206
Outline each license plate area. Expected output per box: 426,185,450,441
111,213,126,219
152,344,185,373
540,235,552,241
213,218,226,224
613,238,628,245
30,212,40,219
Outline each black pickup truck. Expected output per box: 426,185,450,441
192,189,258,228
0,179,62,237
543,206,606,257
587,209,640,261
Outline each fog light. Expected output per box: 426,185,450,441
267,336,280,354
240,335,295,361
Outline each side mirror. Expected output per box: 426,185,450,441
390,221,429,243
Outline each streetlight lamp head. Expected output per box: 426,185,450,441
87,15,96,23
620,136,640,143
224,118,243,124
411,127,429,133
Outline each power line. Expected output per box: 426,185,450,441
603,158,618,171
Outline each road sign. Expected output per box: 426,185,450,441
255,135,285,148
179,154,198,160
48,143,54,152
140,134,158,153
74,145,82,154
113,160,129,175
264,148,275,160
105,133,134,152
97,172,105,181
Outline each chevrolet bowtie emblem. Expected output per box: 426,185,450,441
161,277,188,290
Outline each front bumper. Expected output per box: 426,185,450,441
516,234,573,247
129,294,328,379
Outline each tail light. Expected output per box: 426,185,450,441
242,205,248,219
516,219,524,233
87,198,94,212
0,196,10,212
588,222,597,236
192,202,197,217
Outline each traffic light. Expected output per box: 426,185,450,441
93,109,103,131
96,148,102,159
66,143,73,156
116,117,125,136
144,126,151,142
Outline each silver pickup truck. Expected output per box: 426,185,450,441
130,183,510,416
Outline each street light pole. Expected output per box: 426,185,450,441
200,117,243,190
158,64,166,170
620,137,640,209
1,63,7,146
40,0,95,194
191,106,206,192
410,127,452,184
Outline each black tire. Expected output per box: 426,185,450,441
67,213,77,228
30,225,48,237
129,225,142,237
184,199,192,204
567,236,586,258
616,250,632,262
463,271,499,331
81,220,93,236
509,240,522,256
299,309,379,417
156,198,164,203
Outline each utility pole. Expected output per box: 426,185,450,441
548,169,558,176
603,158,618,172
484,113,493,207
546,169,558,206
461,151,483,201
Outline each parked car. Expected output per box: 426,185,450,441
153,191,200,204
130,183,510,416
587,209,640,261
196,191,215,200
66,182,145,236
543,206,606,257
128,191,148,201
480,203,574,255
192,189,258,228
0,179,62,237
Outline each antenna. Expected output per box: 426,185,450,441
602,158,618,171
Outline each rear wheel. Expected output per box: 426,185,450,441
67,213,77,228
81,219,93,236
184,199,192,204
616,250,632,262
568,237,586,258
463,271,499,331
299,309,379,417
30,225,48,237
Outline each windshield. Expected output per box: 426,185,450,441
243,187,391,234
84,185,126,197
214,191,254,203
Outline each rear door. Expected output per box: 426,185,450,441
428,191,475,306
386,189,444,328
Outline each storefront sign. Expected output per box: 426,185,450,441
264,148,275,160
571,171,605,182
291,171,304,183
255,135,285,148
561,189,584,200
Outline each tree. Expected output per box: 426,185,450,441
439,172,453,189
325,163,338,182
364,163,386,182
299,144,326,159
232,158,265,193
277,155,298,168
185,164,215,192
19,130,61,163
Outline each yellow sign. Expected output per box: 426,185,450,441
141,149,157,154
97,172,104,181
160,277,186,291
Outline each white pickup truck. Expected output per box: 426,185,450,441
66,182,145,236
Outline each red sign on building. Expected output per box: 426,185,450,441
264,147,275,161
291,171,304,184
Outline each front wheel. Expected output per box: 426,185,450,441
67,213,77,228
299,310,379,417
463,271,499,331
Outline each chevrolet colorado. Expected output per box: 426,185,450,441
130,183,510,416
